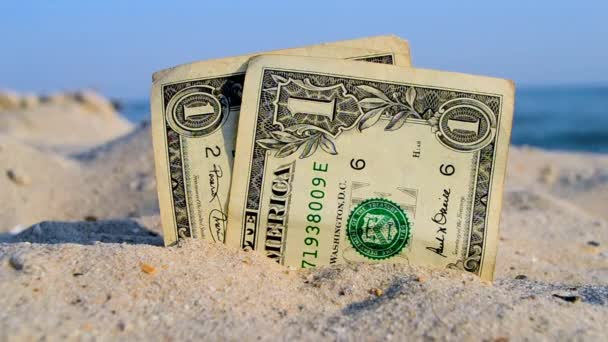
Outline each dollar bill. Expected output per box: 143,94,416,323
226,55,514,280
151,36,411,246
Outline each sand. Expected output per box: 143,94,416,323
0,92,606,341
0,91,132,154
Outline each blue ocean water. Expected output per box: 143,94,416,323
119,85,608,154
513,86,608,153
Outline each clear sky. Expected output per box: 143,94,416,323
1,0,607,99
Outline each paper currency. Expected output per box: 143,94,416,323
151,36,411,246
225,55,514,280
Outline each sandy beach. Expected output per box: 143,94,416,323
1,91,606,340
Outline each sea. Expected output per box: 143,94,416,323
119,85,608,154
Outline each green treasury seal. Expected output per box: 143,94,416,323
346,198,411,260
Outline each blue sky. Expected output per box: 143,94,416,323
1,0,607,99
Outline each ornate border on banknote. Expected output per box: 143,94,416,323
161,54,395,240
241,68,502,276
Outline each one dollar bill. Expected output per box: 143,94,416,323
226,55,514,280
151,36,411,245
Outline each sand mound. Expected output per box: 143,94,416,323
75,122,158,219
0,90,132,153
0,134,83,231
506,147,608,221
0,90,21,111
75,121,153,164
0,122,157,231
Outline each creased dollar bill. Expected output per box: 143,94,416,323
226,55,514,280
151,36,411,246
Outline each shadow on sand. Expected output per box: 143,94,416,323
0,219,162,246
